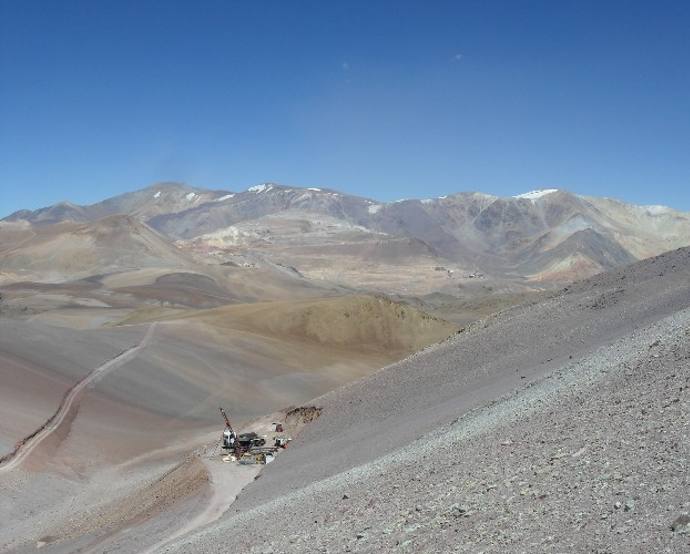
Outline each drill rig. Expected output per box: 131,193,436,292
219,407,240,457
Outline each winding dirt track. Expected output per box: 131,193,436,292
0,323,156,473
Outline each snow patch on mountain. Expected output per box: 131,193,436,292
644,205,672,215
248,184,273,194
216,194,235,202
307,187,322,192
514,189,559,201
185,192,197,201
368,204,383,214
153,191,161,199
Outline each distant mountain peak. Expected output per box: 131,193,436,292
247,183,275,193
244,182,329,195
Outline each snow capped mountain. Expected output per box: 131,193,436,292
247,183,274,193
4,182,690,285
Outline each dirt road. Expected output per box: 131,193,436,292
139,457,260,554
0,323,156,473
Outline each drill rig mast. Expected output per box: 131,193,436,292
219,407,240,456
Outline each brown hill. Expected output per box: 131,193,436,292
171,294,458,354
0,215,194,282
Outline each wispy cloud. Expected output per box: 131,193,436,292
342,61,350,71
454,53,463,61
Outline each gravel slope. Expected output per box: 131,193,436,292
162,247,690,553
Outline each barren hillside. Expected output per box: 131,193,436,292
0,215,194,283
0,290,455,553
167,295,458,354
156,247,690,554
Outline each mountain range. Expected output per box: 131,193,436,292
4,182,690,293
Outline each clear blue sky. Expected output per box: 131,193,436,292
2,0,690,216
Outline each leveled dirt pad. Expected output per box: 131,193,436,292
161,247,690,553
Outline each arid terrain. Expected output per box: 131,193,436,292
5,0,690,550
6,183,690,292
163,247,690,554
1,184,689,553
